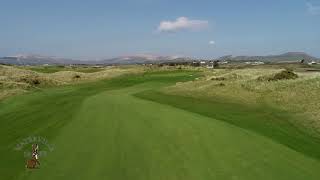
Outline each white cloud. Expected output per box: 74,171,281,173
307,2,320,15
158,17,209,32
209,40,215,45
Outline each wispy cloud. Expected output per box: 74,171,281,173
307,2,320,15
158,17,209,32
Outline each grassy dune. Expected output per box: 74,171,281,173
1,70,320,179
165,68,320,136
0,65,143,100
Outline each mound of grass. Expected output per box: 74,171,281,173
211,77,226,81
258,69,298,81
165,68,320,137
0,65,146,100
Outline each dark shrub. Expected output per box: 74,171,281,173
271,70,298,81
32,79,40,85
260,70,298,81
211,77,226,81
73,74,81,79
213,61,219,68
217,82,226,86
19,76,41,86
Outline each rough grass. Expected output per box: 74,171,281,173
0,64,198,100
0,65,144,100
257,69,298,81
164,68,320,137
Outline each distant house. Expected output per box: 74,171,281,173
308,61,317,65
218,61,228,64
245,61,264,65
253,61,264,65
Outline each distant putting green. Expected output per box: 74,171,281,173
1,71,320,180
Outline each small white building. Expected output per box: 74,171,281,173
245,61,264,65
218,61,229,64
308,61,317,65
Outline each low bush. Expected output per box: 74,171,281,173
73,74,81,79
217,82,226,86
18,76,41,86
258,70,298,81
211,77,226,81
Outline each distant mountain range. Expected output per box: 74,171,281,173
0,52,318,65
0,54,88,65
0,54,191,65
99,55,191,65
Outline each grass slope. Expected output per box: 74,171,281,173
135,91,320,160
1,71,320,180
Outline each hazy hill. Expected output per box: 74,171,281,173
0,54,92,65
0,54,189,65
0,52,318,65
101,55,191,65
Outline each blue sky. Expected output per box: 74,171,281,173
0,0,319,59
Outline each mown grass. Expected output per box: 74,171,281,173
0,70,199,141
135,90,320,161
0,70,199,179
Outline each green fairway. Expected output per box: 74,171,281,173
1,71,320,180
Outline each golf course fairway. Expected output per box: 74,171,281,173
1,71,320,180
